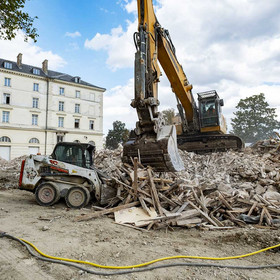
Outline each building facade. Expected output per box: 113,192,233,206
0,54,105,160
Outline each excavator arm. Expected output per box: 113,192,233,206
133,0,197,134
123,0,186,172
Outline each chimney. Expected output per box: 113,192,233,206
17,53,22,68
42,59,48,74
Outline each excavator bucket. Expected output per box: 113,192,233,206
123,125,184,172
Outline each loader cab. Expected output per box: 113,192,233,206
197,90,224,129
51,142,96,169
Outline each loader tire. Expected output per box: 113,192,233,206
65,186,90,209
35,182,60,206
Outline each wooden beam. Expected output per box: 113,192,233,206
139,196,152,216
75,201,140,222
187,200,218,227
147,167,163,216
133,157,138,198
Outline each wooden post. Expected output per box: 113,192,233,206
133,157,138,199
147,167,163,216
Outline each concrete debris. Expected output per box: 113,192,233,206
1,146,280,230
0,155,25,189
76,147,280,230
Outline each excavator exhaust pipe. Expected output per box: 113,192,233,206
122,125,184,172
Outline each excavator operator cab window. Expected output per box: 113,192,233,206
200,99,219,127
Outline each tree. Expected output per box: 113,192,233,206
105,121,130,150
162,108,175,125
0,0,38,42
231,93,280,143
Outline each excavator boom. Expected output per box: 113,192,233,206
122,0,184,172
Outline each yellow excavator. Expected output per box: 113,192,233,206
122,0,243,172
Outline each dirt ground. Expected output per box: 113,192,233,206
0,188,280,280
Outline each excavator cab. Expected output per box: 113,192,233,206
197,91,225,132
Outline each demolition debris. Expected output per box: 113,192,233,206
76,145,280,230
1,143,280,230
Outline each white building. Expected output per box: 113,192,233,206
0,53,105,160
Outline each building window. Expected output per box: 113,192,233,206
4,62,12,69
90,93,95,101
32,98,39,108
57,135,64,143
75,90,80,98
74,119,80,129
59,87,65,95
59,101,64,111
3,93,10,104
33,68,40,75
2,111,10,123
4,78,11,87
58,117,64,127
32,114,38,125
74,76,80,83
75,104,80,114
89,120,94,130
29,138,39,144
33,83,39,91
0,136,11,142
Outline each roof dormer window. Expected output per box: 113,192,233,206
74,76,80,83
33,68,40,75
4,61,12,69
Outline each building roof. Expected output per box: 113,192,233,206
0,58,105,91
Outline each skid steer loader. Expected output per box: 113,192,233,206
19,142,116,208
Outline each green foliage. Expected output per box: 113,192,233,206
162,108,175,125
0,0,38,42
105,120,130,150
231,93,280,143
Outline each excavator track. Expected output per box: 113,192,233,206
177,134,244,153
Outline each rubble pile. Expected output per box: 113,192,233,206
0,156,25,189
78,148,280,230
251,135,280,154
1,148,280,230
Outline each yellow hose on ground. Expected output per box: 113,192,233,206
19,237,280,270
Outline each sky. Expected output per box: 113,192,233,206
1,0,280,136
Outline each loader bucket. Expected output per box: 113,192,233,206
122,125,184,172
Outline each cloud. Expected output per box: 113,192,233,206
93,0,280,134
85,22,136,71
124,0,137,14
103,78,137,134
67,42,80,51
65,31,81,38
0,32,66,69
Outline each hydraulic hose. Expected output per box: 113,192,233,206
1,231,280,276
20,236,280,269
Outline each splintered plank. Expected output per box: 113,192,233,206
139,196,152,216
237,199,280,214
147,167,164,216
192,188,208,213
218,192,233,210
133,157,138,198
75,201,140,222
247,202,258,216
187,200,219,227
